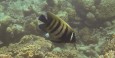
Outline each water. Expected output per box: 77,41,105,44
0,0,115,58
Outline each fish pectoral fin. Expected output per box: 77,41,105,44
45,33,50,38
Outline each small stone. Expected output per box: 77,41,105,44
112,19,115,24
86,12,96,22
104,21,112,27
52,47,62,52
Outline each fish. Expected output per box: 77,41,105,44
38,12,77,43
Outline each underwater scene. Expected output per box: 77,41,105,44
0,0,115,58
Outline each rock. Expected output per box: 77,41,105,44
82,0,95,10
52,47,62,52
111,19,115,24
79,27,98,44
104,21,112,27
86,12,96,22
0,15,12,26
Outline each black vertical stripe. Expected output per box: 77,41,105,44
58,27,74,43
58,27,68,40
55,23,64,35
48,19,56,30
50,20,60,33
63,31,72,42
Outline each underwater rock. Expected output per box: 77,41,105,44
81,0,115,21
90,6,97,12
86,12,96,22
96,0,115,20
79,27,98,44
104,21,112,27
52,47,62,52
46,0,56,7
82,0,95,11
72,0,115,28
0,15,12,26
111,19,115,24
85,12,97,26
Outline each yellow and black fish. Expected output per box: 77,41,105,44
38,12,76,43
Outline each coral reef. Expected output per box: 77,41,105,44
101,36,115,53
0,35,52,58
0,54,12,58
0,0,115,58
98,50,115,58
0,35,80,58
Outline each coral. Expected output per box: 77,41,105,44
0,35,53,58
0,34,81,58
1,0,115,58
19,35,37,44
45,52,60,58
6,24,24,34
98,50,115,58
0,54,12,58
101,37,115,53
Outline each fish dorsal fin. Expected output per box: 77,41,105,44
47,12,74,31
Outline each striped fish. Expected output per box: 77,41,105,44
38,12,76,43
